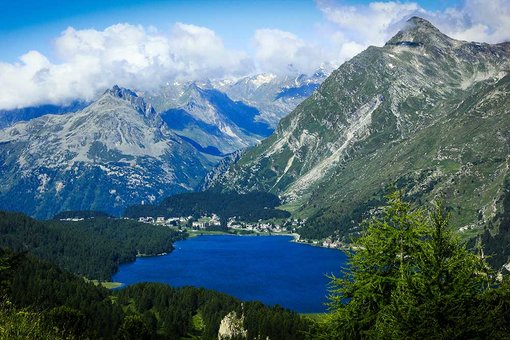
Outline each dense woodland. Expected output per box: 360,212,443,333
0,249,310,339
124,191,291,222
0,211,185,280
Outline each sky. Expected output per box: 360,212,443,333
0,0,509,110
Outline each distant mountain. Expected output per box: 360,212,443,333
0,85,217,219
141,71,330,155
143,70,329,129
207,17,510,245
0,101,87,129
160,83,273,155
214,70,330,127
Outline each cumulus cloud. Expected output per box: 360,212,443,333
0,1,509,110
0,23,252,110
316,0,510,65
434,0,510,43
253,29,332,75
318,1,425,46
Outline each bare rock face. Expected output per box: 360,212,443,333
218,310,248,340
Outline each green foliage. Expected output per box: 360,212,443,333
115,283,310,340
124,191,290,221
45,306,86,338
0,300,66,340
117,315,151,340
8,251,124,339
0,211,185,280
319,193,506,339
0,248,310,340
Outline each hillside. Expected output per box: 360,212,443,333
0,210,185,280
0,86,217,218
206,17,510,244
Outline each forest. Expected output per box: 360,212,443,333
0,211,186,280
0,249,310,339
124,191,291,222
53,210,112,219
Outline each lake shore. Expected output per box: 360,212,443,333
187,229,346,251
113,233,347,313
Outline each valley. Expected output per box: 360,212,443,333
1,5,510,338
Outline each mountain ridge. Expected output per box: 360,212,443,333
206,17,510,245
0,86,216,218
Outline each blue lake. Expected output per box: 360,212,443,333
112,235,347,313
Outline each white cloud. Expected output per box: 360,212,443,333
253,29,332,75
0,23,252,110
434,0,510,43
316,0,510,65
318,1,424,46
0,1,509,110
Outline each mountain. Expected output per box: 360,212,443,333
0,101,87,129
0,85,217,219
214,69,330,127
206,17,510,242
159,83,273,155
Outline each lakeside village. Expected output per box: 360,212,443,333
136,214,345,250
58,214,345,250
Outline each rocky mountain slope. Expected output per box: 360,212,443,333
0,86,217,218
207,17,510,242
215,69,330,127
159,83,273,155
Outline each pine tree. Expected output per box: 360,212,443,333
319,194,500,339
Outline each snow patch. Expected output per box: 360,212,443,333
250,73,276,88
55,181,64,193
37,173,50,193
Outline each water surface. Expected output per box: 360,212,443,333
113,235,347,313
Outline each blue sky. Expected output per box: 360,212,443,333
0,0,463,62
0,0,509,109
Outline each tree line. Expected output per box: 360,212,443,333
0,211,186,280
124,191,291,222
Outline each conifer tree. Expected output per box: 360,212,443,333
320,193,499,339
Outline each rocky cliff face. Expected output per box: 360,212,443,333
217,310,248,340
208,17,510,240
0,86,216,218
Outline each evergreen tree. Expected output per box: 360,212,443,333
320,193,500,339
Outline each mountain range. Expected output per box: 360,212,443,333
1,16,509,260
0,86,215,218
0,70,326,218
206,17,510,243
